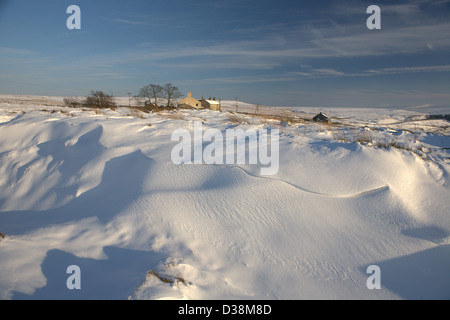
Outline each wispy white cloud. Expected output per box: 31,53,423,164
175,75,296,87
366,65,450,75
2,1,449,104
308,22,450,57
287,64,450,79
107,18,149,26
61,19,450,75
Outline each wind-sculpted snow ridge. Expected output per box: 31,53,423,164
0,98,449,300
232,164,390,198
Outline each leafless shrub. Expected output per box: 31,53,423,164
63,96,80,107
82,91,117,109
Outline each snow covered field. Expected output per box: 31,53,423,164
0,95,449,300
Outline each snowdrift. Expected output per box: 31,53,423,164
0,97,449,299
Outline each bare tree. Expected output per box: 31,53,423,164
136,84,163,106
82,90,116,109
162,83,182,107
149,84,163,106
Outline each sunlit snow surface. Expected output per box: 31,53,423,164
0,95,449,300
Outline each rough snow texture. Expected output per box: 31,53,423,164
0,95,449,300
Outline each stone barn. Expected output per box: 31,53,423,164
177,92,202,109
313,112,330,123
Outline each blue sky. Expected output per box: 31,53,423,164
0,0,449,108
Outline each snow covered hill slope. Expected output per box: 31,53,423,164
0,96,449,300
